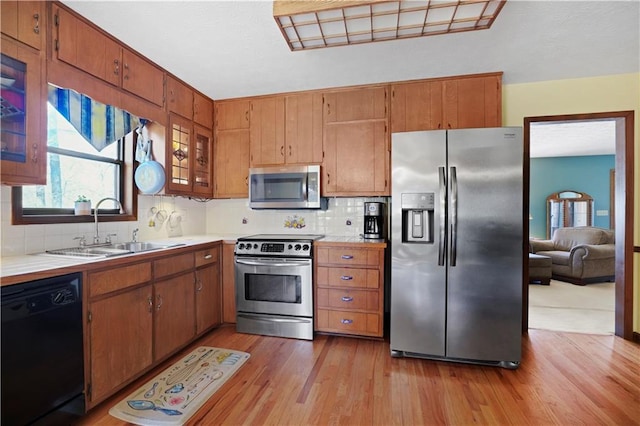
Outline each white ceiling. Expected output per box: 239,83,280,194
530,120,616,158
61,0,638,157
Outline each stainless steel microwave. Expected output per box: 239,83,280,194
249,165,325,209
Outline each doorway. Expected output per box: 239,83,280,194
523,111,634,340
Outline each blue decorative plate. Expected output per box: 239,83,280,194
135,160,165,194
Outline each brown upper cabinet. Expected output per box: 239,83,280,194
391,73,502,132
53,4,165,107
249,96,285,167
322,86,389,196
193,91,213,129
249,93,324,167
285,92,323,165
214,100,250,198
1,1,44,50
167,75,193,119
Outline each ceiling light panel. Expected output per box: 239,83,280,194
274,0,507,50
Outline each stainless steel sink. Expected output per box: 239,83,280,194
110,242,174,252
45,242,184,258
45,246,133,258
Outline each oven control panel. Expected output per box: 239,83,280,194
235,241,312,257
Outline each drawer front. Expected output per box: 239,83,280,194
317,246,382,267
317,288,379,312
195,246,220,268
316,309,381,336
89,262,152,297
154,252,195,278
317,267,379,289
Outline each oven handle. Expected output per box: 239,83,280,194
235,258,312,267
237,313,312,324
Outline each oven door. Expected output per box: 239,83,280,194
235,257,313,318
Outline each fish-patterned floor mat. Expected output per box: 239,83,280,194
109,347,250,425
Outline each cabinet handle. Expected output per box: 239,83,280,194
147,296,153,312
204,254,213,260
245,111,249,122
326,102,331,116
31,144,38,163
124,63,129,80
33,13,40,34
288,145,292,157
340,275,353,281
341,318,353,325
156,294,163,310
341,296,353,302
341,255,353,260
114,59,119,75
280,146,284,157
196,278,203,292
327,172,330,185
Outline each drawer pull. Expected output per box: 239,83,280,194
341,255,354,260
341,296,353,302
340,275,353,281
341,319,353,325
204,254,213,260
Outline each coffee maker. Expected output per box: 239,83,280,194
364,202,385,239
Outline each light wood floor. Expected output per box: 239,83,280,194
78,325,640,425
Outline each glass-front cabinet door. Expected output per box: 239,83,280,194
192,124,213,197
1,37,45,184
167,114,192,194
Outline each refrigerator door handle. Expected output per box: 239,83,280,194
438,166,446,266
450,166,458,267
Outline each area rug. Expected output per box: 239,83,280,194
109,347,250,426
528,279,614,335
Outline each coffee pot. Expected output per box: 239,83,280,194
364,202,385,239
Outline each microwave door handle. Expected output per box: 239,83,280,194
302,173,308,201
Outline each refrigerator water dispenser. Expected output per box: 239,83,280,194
401,193,434,243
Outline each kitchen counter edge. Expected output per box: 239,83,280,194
0,234,237,286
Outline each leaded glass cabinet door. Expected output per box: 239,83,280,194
167,113,192,194
192,124,213,197
1,38,46,185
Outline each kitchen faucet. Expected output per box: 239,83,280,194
94,197,123,244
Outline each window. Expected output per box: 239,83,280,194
12,100,136,224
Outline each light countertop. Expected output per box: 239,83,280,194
0,233,386,284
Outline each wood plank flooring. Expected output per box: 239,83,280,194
78,325,640,425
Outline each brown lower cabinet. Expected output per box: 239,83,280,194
85,242,221,408
314,242,386,338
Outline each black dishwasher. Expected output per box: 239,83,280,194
2,272,85,426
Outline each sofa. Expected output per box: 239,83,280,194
529,226,615,285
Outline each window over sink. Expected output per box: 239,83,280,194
11,88,138,224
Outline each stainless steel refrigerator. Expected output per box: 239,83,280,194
390,128,523,369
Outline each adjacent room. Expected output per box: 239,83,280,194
528,119,617,335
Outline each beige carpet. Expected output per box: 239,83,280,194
528,279,615,335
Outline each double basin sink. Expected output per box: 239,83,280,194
46,242,184,258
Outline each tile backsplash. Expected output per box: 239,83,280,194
1,184,388,256
0,187,207,256
205,196,389,237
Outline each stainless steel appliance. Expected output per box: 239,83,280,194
390,128,523,369
2,273,85,425
235,234,324,340
249,165,326,209
364,201,385,239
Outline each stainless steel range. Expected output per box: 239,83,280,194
234,234,324,340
